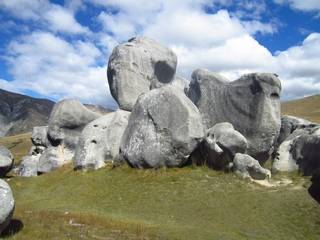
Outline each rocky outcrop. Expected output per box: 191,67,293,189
74,110,130,170
187,69,281,163
191,122,247,170
233,153,271,180
120,86,204,168
0,146,13,177
0,180,14,234
107,37,177,111
272,116,320,174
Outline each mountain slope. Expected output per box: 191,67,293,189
281,95,320,123
0,89,55,137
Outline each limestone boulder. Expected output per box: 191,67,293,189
0,179,14,234
187,69,281,163
233,153,271,180
31,126,48,147
16,155,39,177
120,86,204,168
74,110,130,170
191,122,247,170
107,37,177,111
48,99,101,157
0,146,13,177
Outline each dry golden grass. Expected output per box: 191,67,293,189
282,95,320,123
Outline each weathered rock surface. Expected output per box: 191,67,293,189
187,69,281,163
74,110,130,170
120,86,204,168
31,126,48,147
16,155,39,177
37,145,74,174
233,153,271,180
170,77,189,93
191,122,247,170
107,37,177,111
0,179,14,234
272,116,320,174
0,146,13,177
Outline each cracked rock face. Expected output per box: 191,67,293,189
120,86,205,168
74,110,130,170
187,69,281,163
233,153,271,180
0,179,14,234
191,122,248,170
107,37,177,111
0,146,13,177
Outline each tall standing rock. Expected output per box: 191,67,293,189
120,86,205,168
0,146,13,177
187,69,281,163
107,37,177,111
0,179,14,234
74,110,130,170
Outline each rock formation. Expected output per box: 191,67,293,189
107,37,177,111
120,86,204,168
0,146,13,177
0,179,14,234
74,110,130,170
272,116,320,174
187,69,281,163
233,153,271,180
190,122,247,170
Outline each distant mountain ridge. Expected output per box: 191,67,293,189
0,89,112,137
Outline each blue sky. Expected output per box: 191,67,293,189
0,0,319,107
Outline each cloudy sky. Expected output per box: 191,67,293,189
0,0,319,108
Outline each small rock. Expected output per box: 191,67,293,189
0,146,13,177
0,179,14,234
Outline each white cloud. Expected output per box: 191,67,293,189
0,0,89,35
274,0,320,11
4,31,117,107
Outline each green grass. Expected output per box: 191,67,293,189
1,164,319,240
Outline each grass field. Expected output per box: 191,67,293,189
282,95,320,123
0,133,320,239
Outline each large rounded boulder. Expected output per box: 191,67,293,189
74,110,130,170
120,86,205,168
187,69,281,163
0,146,13,177
107,37,177,111
191,122,247,170
0,179,14,234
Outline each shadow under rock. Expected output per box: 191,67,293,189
0,219,24,238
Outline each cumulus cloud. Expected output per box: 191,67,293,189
3,31,117,107
0,0,319,107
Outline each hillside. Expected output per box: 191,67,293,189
282,95,320,123
0,134,320,240
0,89,54,137
0,89,112,137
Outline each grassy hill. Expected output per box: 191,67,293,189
282,95,320,123
1,131,320,239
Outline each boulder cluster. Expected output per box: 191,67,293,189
15,36,283,181
1,36,320,231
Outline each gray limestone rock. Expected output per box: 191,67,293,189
107,37,177,111
120,86,204,168
191,122,247,170
0,146,13,177
16,155,39,177
0,179,14,234
74,110,130,170
31,126,48,147
37,145,74,174
48,99,101,158
233,153,271,180
170,76,189,93
187,69,281,163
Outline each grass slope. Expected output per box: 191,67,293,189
0,134,320,239
282,95,320,123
